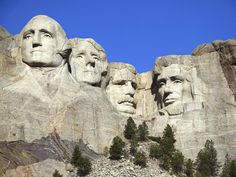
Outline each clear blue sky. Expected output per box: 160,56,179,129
1,0,236,73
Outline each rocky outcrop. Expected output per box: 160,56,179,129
0,26,11,41
148,52,236,162
192,39,236,101
0,15,236,176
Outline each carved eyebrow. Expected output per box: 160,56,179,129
39,29,54,37
23,30,34,38
90,52,98,56
112,79,126,85
170,75,184,81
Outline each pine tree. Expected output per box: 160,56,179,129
53,169,63,177
137,121,149,141
229,160,236,177
220,154,231,177
71,144,82,166
220,154,236,177
109,136,125,160
171,149,184,174
195,140,219,177
160,154,171,171
130,135,138,156
149,143,161,159
71,144,92,176
134,151,147,168
124,117,137,140
77,156,92,176
185,159,194,177
160,124,176,156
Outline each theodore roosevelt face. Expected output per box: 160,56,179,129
106,64,137,117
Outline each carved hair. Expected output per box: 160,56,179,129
19,15,67,50
69,38,107,61
102,62,136,89
17,15,68,63
153,56,199,108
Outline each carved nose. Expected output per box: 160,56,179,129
85,56,95,67
125,82,135,97
164,85,173,94
32,33,42,48
163,81,173,93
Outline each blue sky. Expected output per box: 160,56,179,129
0,0,236,73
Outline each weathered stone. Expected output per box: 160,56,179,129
0,15,236,177
105,62,137,117
135,71,157,118
69,38,108,87
148,52,236,162
3,159,69,177
0,26,11,41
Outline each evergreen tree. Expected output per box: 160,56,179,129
220,154,236,177
124,117,137,140
149,143,161,159
229,160,236,177
53,169,63,177
77,156,92,176
185,159,194,177
220,154,231,177
137,122,149,141
160,124,176,156
130,135,138,156
109,136,125,160
195,140,219,177
71,144,92,176
160,154,171,171
134,151,147,168
71,145,82,166
171,149,184,174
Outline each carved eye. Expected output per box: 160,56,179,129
159,81,166,87
132,82,137,90
91,54,99,60
115,80,126,85
76,53,84,59
173,79,183,84
23,33,32,40
43,32,52,38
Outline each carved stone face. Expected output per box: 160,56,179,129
21,15,66,67
70,40,106,85
106,66,137,117
157,64,186,107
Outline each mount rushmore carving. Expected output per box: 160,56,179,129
0,15,236,176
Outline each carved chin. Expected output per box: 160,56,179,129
22,54,62,67
117,104,135,115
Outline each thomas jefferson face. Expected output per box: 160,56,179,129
157,64,185,107
106,66,137,117
70,40,106,85
21,16,66,67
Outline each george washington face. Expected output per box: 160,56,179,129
21,15,66,67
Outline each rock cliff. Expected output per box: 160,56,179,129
0,15,235,176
